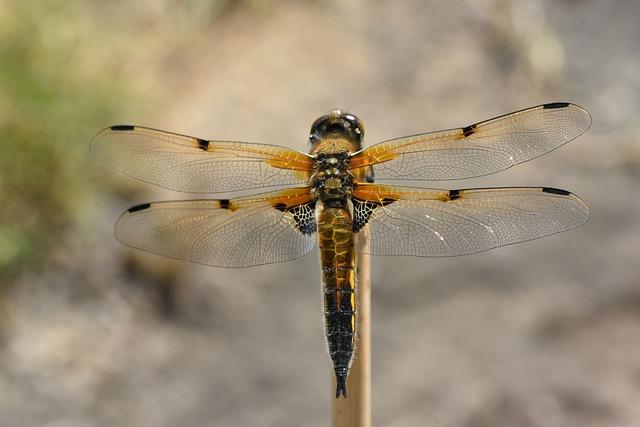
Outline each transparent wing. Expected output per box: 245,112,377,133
350,103,591,181
352,184,589,257
115,188,316,267
91,125,314,194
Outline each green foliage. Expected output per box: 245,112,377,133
0,1,231,278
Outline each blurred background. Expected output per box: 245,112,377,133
1,0,639,426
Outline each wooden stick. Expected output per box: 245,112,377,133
332,250,371,427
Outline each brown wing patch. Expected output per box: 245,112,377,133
264,153,315,171
352,183,448,204
349,151,397,169
352,184,400,203
266,187,315,210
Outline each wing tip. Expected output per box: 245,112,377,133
90,125,137,156
540,187,590,226
542,102,592,133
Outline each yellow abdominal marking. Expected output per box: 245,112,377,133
318,204,357,341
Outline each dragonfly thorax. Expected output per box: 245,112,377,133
312,152,353,204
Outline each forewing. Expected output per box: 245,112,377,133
352,184,589,257
350,103,591,181
115,188,316,267
91,125,314,194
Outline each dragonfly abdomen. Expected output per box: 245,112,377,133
317,202,357,398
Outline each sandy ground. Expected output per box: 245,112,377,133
3,1,640,426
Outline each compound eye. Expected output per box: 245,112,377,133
344,114,364,138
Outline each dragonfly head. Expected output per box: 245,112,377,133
309,110,364,152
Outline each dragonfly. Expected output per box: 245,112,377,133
91,102,591,398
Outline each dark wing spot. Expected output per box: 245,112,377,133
128,202,151,213
289,201,316,234
353,198,395,232
197,138,210,151
381,197,396,206
543,102,570,110
448,189,462,200
219,199,231,209
542,187,571,196
111,125,135,131
462,124,477,137
364,165,375,183
273,202,288,212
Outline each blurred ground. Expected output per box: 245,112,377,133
2,1,640,426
